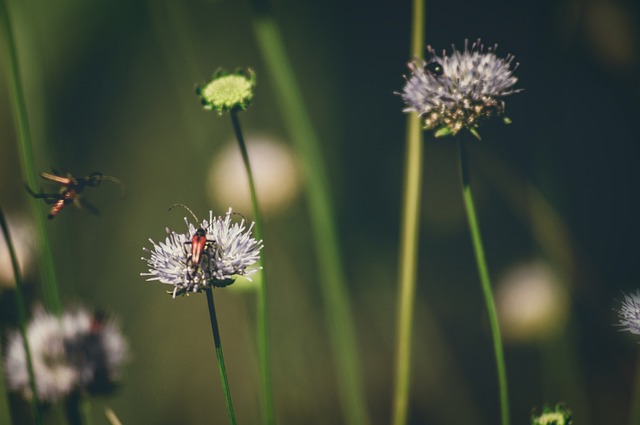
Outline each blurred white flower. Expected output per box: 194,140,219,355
208,136,301,215
496,261,570,343
0,213,38,288
4,306,129,402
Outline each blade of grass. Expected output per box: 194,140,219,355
391,1,424,424
0,0,61,315
0,208,42,425
249,7,370,425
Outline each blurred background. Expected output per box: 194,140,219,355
1,0,639,423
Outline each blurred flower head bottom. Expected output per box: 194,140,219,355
400,39,521,138
141,208,263,298
4,306,129,402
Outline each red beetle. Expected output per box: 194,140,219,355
169,204,216,272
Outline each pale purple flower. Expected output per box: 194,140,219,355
618,290,640,335
141,208,263,297
400,39,521,137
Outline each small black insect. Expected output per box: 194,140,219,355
426,61,444,76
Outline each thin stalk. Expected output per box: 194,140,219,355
64,391,91,425
629,352,640,425
205,287,237,425
391,1,424,424
249,6,370,425
0,0,61,315
0,208,42,425
0,344,11,425
457,138,510,425
229,110,274,425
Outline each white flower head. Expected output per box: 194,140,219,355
4,306,129,402
400,39,521,138
141,208,263,297
617,290,640,335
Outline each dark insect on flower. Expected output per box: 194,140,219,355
169,204,216,278
25,171,124,219
426,61,444,76
400,39,522,139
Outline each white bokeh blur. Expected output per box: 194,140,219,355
496,261,570,343
207,135,301,216
0,213,38,289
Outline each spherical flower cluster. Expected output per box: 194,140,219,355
141,208,263,298
196,68,256,114
4,306,128,402
400,39,521,138
617,290,640,335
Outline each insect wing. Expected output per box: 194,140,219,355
40,172,74,186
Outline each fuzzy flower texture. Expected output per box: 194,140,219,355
531,404,572,425
4,307,128,402
196,68,255,114
401,39,521,138
142,208,263,298
617,290,640,335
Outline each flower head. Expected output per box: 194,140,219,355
400,39,521,139
531,403,572,425
141,208,263,297
196,68,256,114
4,306,128,402
617,290,640,335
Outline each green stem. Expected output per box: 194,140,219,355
391,1,424,424
457,137,510,425
205,287,237,425
0,343,11,425
249,7,370,425
629,351,640,425
64,391,92,425
0,208,42,425
229,110,274,425
0,0,61,315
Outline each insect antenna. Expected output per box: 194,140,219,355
101,175,127,198
169,203,200,223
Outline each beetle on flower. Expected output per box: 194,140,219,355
141,208,263,298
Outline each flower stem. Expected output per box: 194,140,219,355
0,208,43,425
0,0,61,315
249,6,370,425
392,1,424,425
64,391,92,425
457,137,510,425
629,352,640,425
205,287,237,425
229,110,274,425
